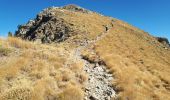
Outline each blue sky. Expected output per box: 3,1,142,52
0,0,170,40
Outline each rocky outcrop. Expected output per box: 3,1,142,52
15,6,74,43
14,4,113,44
156,37,170,47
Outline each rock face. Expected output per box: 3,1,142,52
15,6,74,43
156,37,170,47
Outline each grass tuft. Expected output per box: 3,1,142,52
7,37,34,49
58,85,84,100
0,46,11,56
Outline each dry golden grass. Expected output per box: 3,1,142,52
91,22,170,100
0,37,86,100
57,84,84,100
54,9,115,41
1,87,34,100
0,38,11,56
0,46,11,56
7,37,34,49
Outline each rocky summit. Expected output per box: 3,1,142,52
15,5,94,43
0,4,170,100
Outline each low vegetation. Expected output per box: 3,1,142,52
58,84,84,100
0,37,86,100
7,37,34,49
0,46,11,56
89,21,170,100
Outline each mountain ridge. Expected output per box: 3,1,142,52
0,4,170,100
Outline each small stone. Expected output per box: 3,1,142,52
89,95,97,100
96,86,100,89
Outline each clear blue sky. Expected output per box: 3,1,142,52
0,0,170,40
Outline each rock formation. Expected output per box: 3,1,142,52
156,37,170,47
15,7,73,43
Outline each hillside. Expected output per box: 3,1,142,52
0,4,170,100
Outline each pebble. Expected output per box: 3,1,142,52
83,61,116,100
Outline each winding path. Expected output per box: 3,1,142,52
68,24,117,100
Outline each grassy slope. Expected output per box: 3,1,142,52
0,10,114,100
92,20,170,100
0,37,86,100
53,8,114,40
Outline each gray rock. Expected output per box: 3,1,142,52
83,61,116,100
15,6,75,43
156,37,170,47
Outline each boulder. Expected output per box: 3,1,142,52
156,37,170,47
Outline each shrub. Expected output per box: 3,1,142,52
8,32,13,37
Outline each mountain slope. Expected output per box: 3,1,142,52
89,21,170,99
15,5,114,44
0,4,170,100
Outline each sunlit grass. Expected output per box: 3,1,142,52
0,37,85,100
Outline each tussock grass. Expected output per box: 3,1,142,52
1,87,34,100
58,84,84,100
55,9,114,41
0,39,11,56
7,37,34,49
0,46,11,56
0,37,86,100
92,23,170,100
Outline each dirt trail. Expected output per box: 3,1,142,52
67,25,116,100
